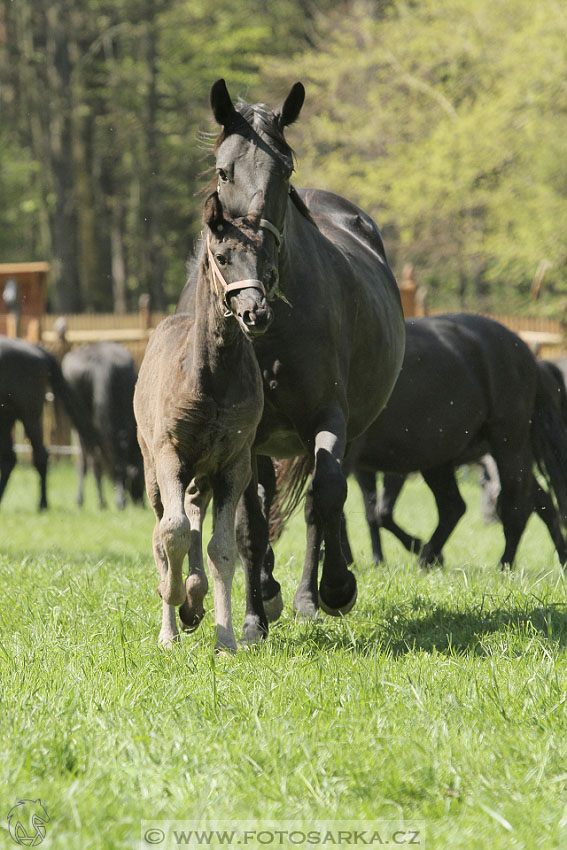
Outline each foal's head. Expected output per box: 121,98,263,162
202,191,279,337
210,78,305,244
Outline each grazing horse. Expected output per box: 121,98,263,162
0,335,98,509
135,193,278,649
62,342,144,509
177,79,405,632
332,315,567,568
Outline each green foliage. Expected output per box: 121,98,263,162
0,463,567,848
0,0,565,312
268,0,567,311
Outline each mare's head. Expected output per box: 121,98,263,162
202,191,279,337
210,78,305,238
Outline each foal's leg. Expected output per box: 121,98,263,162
378,472,423,556
208,450,252,652
178,483,210,632
296,409,357,617
0,415,17,505
419,465,466,566
22,414,49,511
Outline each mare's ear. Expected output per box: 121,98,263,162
210,78,236,126
203,191,225,232
275,82,305,128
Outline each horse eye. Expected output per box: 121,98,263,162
217,168,228,183
215,253,227,266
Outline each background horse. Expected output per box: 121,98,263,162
325,315,567,568
0,336,98,510
62,341,144,509
135,193,277,649
355,353,567,564
177,79,405,633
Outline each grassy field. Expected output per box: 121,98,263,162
0,460,566,850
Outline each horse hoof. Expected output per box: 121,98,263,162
158,630,180,648
179,604,206,632
292,591,320,619
241,615,268,644
318,572,358,617
263,590,283,622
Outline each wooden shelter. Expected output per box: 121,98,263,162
0,262,49,339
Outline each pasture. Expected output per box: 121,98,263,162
0,461,566,849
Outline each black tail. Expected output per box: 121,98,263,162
45,352,101,451
531,362,567,528
269,455,313,542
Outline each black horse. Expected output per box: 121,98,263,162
176,80,405,637
321,315,566,570
0,336,98,509
351,352,567,565
62,342,145,509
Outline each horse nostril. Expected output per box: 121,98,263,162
242,310,255,326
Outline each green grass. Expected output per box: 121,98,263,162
0,460,566,849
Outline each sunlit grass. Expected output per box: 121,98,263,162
0,460,566,849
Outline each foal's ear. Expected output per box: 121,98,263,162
203,191,225,233
210,78,236,127
275,82,305,128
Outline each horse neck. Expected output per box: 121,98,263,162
192,273,249,391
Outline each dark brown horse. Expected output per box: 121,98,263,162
62,342,144,509
177,80,405,635
353,353,567,565
0,336,98,510
135,193,278,649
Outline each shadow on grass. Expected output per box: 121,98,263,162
270,599,567,657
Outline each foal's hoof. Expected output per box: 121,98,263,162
158,629,180,649
318,571,358,617
263,590,284,623
292,587,320,620
178,601,206,632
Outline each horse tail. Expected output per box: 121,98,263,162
268,455,313,542
45,352,101,451
530,362,567,527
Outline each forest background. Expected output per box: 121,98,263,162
1,0,565,316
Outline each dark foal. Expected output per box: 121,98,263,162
177,80,405,633
134,194,278,649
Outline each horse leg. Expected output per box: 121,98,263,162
531,476,567,565
22,414,49,511
75,440,88,508
208,450,253,652
492,448,533,568
419,465,466,566
93,450,107,509
353,467,383,563
0,415,16,505
256,455,282,621
236,465,270,641
150,447,192,646
178,482,210,632
378,472,423,555
303,410,357,617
